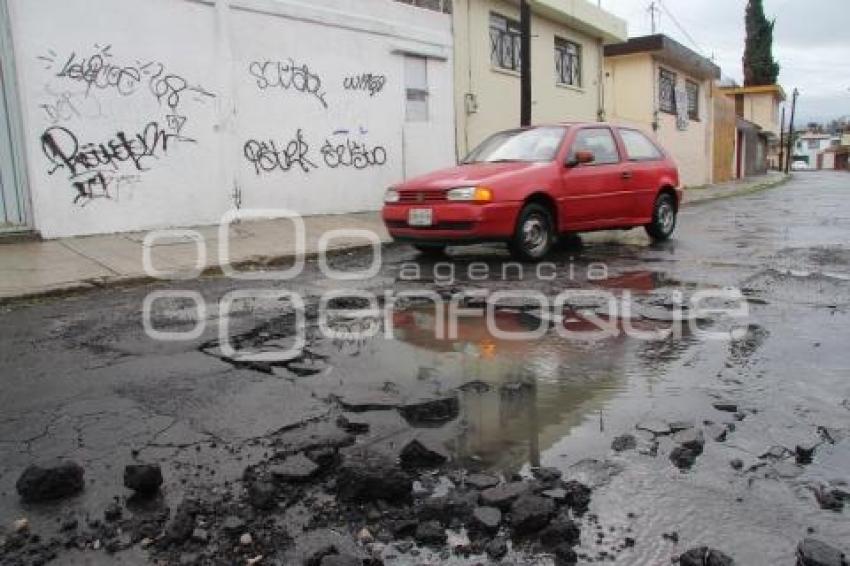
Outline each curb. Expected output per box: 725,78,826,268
683,173,791,207
0,243,384,308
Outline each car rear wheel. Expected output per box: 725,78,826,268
645,193,677,241
508,203,555,261
413,243,447,256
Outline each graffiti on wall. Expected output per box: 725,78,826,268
40,122,193,205
248,59,328,109
243,129,387,176
342,73,386,97
36,41,397,208
39,45,215,111
320,137,387,169
37,44,215,205
39,84,105,124
243,129,318,175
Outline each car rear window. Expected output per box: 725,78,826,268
619,129,663,161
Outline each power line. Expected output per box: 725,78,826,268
656,0,707,57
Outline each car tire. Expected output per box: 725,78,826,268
413,243,447,256
508,202,555,261
645,193,677,241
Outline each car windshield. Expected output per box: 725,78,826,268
462,126,566,164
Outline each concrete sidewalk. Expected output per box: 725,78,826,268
682,170,789,205
0,172,789,302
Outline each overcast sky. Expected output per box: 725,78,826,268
599,0,850,124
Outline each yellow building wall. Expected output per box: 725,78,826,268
741,92,780,137
452,0,612,158
713,89,737,183
603,54,653,124
604,54,714,187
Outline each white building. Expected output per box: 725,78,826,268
793,133,840,169
0,0,455,238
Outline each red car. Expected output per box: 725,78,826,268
382,123,682,261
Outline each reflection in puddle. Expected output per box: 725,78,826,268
391,299,696,473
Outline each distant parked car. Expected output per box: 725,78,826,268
382,123,682,261
791,160,809,171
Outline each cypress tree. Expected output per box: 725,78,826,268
743,0,780,85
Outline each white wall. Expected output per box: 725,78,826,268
9,0,454,237
793,136,834,167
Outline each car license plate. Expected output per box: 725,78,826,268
408,208,433,227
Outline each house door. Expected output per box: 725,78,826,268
0,4,28,232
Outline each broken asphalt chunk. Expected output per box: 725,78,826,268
465,473,499,490
398,396,459,426
124,463,163,496
471,506,501,533
270,453,319,483
679,546,735,566
414,520,446,546
485,537,508,559
480,481,530,510
399,438,449,470
796,538,847,566
670,446,699,470
337,449,412,503
636,420,672,436
247,479,277,510
796,443,818,465
510,493,556,535
814,486,844,512
672,428,706,454
16,461,85,503
611,433,637,452
561,480,592,515
539,517,581,548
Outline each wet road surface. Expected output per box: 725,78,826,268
0,171,848,564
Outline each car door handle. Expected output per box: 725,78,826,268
621,170,633,180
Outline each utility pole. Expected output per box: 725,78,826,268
648,1,660,34
778,106,785,171
520,0,532,126
785,88,799,174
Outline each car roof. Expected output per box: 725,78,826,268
530,122,641,130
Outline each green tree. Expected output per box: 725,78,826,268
743,0,780,85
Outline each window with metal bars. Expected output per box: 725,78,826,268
659,68,677,114
489,12,521,72
554,37,581,87
686,80,699,120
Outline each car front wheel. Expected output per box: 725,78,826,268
508,203,555,261
645,193,677,241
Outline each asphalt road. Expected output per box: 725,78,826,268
0,171,848,565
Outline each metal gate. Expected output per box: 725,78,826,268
0,2,29,232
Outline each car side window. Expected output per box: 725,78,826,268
619,129,663,161
569,128,620,165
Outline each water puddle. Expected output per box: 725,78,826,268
197,273,708,475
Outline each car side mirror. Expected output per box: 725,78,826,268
566,150,595,167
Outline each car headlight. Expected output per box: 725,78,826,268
446,186,493,202
384,188,400,203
